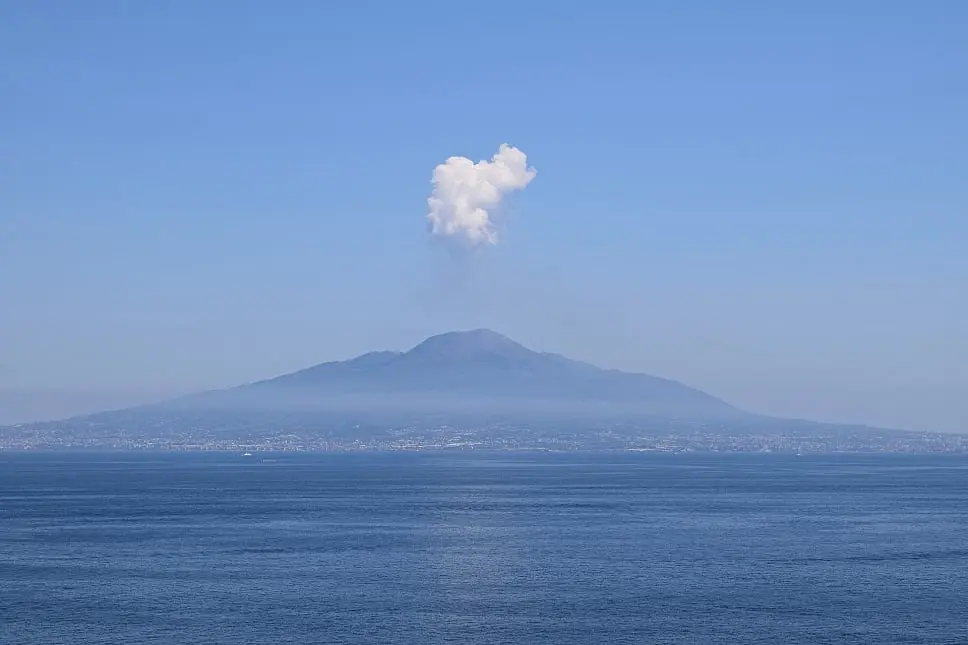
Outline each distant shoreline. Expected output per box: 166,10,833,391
3,445,967,456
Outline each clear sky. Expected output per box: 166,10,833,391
2,1,966,431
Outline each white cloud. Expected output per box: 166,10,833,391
427,144,537,247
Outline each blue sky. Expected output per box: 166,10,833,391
2,1,966,431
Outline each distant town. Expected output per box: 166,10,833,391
3,417,966,454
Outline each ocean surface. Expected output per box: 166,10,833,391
1,452,967,644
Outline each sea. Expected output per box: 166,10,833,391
1,451,967,644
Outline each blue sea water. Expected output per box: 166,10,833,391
1,452,967,644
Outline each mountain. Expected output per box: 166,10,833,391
162,329,738,419
8,329,948,453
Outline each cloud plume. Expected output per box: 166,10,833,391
427,144,537,247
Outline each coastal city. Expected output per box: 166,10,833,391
3,418,966,454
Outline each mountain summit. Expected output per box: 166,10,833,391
404,329,534,363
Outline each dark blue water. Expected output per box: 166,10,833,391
2,452,967,644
